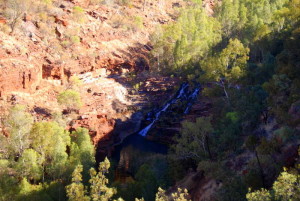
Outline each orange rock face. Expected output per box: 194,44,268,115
0,17,6,24
71,114,115,144
0,0,184,149
0,34,42,97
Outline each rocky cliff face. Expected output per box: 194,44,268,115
0,0,191,147
0,32,42,96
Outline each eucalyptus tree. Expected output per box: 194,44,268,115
66,165,90,201
30,121,71,180
89,157,116,201
173,117,214,161
201,38,249,102
151,2,221,74
247,169,300,201
4,105,33,158
69,128,95,181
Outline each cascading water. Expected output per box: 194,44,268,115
184,84,201,114
138,83,201,137
113,83,201,184
138,121,155,137
176,83,189,99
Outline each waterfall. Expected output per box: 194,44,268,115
139,121,155,137
176,83,189,99
139,83,201,137
139,102,171,137
184,85,201,114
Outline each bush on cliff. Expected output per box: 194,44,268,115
57,89,83,113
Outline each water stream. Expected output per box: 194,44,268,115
139,83,201,137
184,84,201,114
111,82,202,185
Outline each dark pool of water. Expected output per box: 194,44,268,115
111,133,168,163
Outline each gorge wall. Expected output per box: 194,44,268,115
0,0,188,143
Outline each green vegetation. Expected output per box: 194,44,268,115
246,169,300,201
72,6,86,23
201,38,250,102
66,158,116,201
0,105,95,201
1,0,300,200
57,89,83,112
3,105,33,157
151,3,221,74
66,158,190,201
172,117,214,161
3,0,30,33
66,165,90,201
134,16,144,30
2,0,54,33
0,104,190,200
150,0,300,200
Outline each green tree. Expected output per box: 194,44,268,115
216,176,247,201
30,122,70,180
69,128,95,181
66,165,90,201
57,90,83,112
151,3,221,74
17,178,53,201
219,39,249,80
155,188,190,201
246,188,271,201
16,148,43,181
201,38,249,102
135,164,159,201
155,188,168,201
246,169,300,201
263,27,300,125
173,116,213,161
89,157,116,201
216,0,240,37
245,135,266,188
0,174,19,201
4,105,33,157
273,170,300,201
3,0,30,33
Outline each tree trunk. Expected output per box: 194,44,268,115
205,136,213,160
42,163,45,183
255,150,266,188
10,19,17,34
221,80,230,104
157,54,160,71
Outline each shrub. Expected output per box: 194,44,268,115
134,16,144,30
116,0,131,6
4,0,30,33
70,35,80,44
72,6,85,23
57,90,83,112
61,40,71,48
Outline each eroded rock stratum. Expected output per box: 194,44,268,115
0,0,192,148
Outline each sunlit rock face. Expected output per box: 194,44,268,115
0,29,132,145
71,114,116,144
0,0,187,150
0,32,42,97
79,73,130,114
0,30,136,148
66,0,91,7
71,72,133,145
